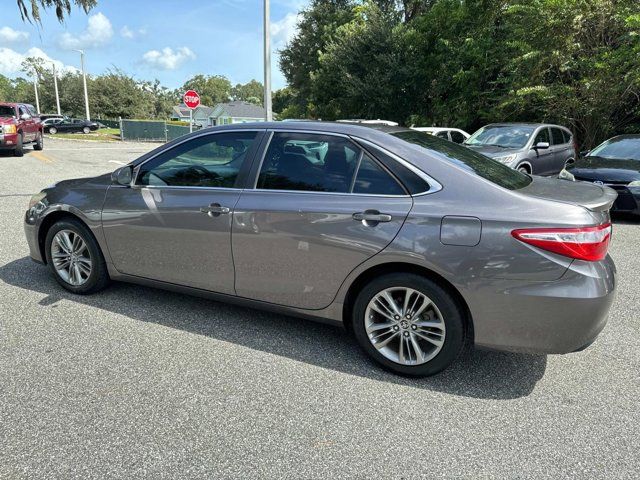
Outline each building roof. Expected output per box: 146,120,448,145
213,101,264,119
171,103,213,118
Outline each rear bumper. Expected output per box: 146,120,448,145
466,255,616,354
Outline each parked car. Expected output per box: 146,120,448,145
0,102,44,156
46,118,99,135
24,122,616,376
561,134,640,216
412,127,470,144
465,123,576,175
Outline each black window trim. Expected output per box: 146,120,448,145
250,129,412,198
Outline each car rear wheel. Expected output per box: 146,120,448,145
44,218,110,294
14,134,24,157
83,126,91,134
33,131,44,151
351,273,465,377
49,127,57,135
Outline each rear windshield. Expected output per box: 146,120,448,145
588,137,640,161
391,131,532,190
0,106,16,117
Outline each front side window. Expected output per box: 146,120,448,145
534,128,550,145
391,130,532,190
137,131,258,188
551,128,565,145
257,132,405,195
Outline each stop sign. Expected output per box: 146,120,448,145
183,90,200,109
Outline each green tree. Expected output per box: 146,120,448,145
231,80,264,105
180,75,232,107
17,0,97,23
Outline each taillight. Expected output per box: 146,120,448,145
511,223,612,261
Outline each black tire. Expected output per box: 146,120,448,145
14,134,24,157
83,126,91,134
517,164,530,174
33,131,44,150
351,273,465,377
49,127,57,135
44,218,110,294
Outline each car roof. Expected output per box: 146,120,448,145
483,122,569,130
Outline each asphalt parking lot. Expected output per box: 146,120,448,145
1,137,639,479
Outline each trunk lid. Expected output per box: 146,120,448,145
518,176,617,212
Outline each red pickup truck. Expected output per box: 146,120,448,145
0,102,44,156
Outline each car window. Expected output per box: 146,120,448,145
450,131,465,144
27,105,37,116
466,125,536,148
588,137,640,161
353,154,405,195
137,131,259,188
534,128,550,145
562,130,572,144
391,130,532,190
0,106,15,117
551,128,565,145
18,106,28,116
436,131,449,140
257,132,360,193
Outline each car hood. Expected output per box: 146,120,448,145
518,175,617,212
465,145,521,158
0,117,16,125
568,156,640,183
45,173,112,193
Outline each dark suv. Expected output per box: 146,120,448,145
0,102,44,156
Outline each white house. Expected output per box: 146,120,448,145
209,101,265,126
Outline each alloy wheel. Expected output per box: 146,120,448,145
51,229,92,286
364,287,446,366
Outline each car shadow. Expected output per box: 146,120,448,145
0,256,547,400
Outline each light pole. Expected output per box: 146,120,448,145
75,49,90,121
52,63,61,115
263,0,272,121
32,69,40,113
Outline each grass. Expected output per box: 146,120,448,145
46,128,121,142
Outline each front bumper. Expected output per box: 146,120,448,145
608,185,640,214
24,212,44,264
466,255,616,354
0,132,18,149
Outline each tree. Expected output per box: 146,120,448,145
17,0,97,23
180,75,231,107
231,80,263,105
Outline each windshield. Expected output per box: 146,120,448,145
0,106,16,118
466,125,535,149
391,131,532,190
588,137,640,161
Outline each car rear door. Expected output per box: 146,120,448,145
550,127,571,172
231,130,413,310
101,130,264,294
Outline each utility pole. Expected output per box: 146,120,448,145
33,69,40,113
75,49,90,120
52,63,61,115
263,0,272,121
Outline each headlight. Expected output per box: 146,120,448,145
4,125,16,134
27,192,47,216
628,180,640,187
558,169,575,181
494,154,516,164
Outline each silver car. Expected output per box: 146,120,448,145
466,123,576,175
24,123,616,376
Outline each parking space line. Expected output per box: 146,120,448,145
29,151,54,164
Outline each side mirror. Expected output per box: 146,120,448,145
20,113,31,120
534,142,550,150
111,166,133,186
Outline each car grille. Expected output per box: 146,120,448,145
574,177,638,211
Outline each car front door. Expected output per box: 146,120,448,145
18,105,35,141
530,127,554,175
550,127,571,173
101,130,264,294
232,131,413,310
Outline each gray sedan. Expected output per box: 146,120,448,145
24,122,617,376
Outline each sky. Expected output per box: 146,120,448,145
0,0,307,90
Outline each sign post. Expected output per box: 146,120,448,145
183,90,201,133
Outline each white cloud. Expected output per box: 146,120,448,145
141,47,196,70
271,12,300,49
0,26,30,44
0,47,78,76
58,12,114,50
120,25,147,39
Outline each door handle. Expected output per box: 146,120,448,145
353,210,392,225
200,203,230,217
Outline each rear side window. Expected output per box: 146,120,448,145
391,131,532,190
562,130,572,143
450,131,466,144
436,131,449,140
258,132,406,195
551,128,565,145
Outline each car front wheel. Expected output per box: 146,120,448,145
44,218,110,294
49,127,57,135
83,126,91,134
352,273,465,377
